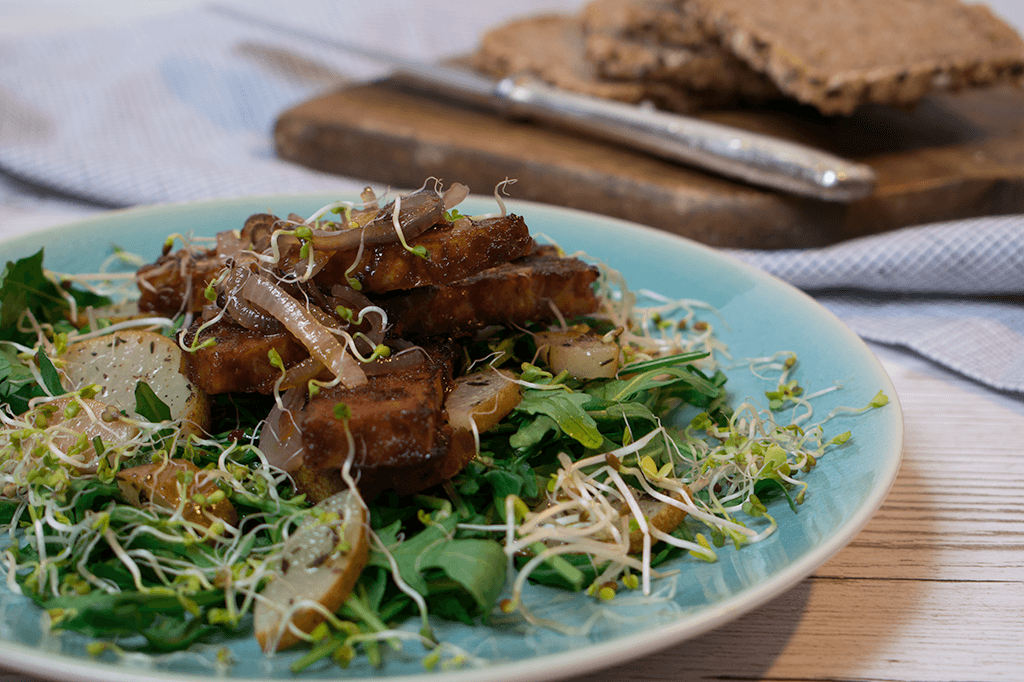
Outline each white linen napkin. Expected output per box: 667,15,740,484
0,0,1021,395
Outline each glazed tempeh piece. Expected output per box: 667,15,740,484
379,249,602,338
137,247,225,317
291,341,468,500
314,213,534,294
184,319,308,395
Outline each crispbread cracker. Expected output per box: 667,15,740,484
580,0,779,102
580,0,710,47
471,13,701,113
689,0,1024,114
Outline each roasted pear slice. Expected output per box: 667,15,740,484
62,329,210,436
254,489,369,651
116,458,238,528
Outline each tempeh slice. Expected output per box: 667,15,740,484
379,249,601,337
314,213,533,294
184,319,308,395
291,342,464,501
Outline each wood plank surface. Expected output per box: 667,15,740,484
274,83,1024,249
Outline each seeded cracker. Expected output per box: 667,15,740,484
688,0,1024,115
580,0,780,101
471,13,701,113
581,0,710,46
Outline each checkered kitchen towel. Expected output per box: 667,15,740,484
0,0,1022,395
727,215,1024,394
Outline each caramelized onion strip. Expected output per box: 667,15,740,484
307,187,444,250
220,266,283,334
441,182,469,210
279,357,327,391
327,285,387,347
258,386,306,472
239,274,366,387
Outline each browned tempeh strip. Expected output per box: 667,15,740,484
379,250,601,337
298,342,457,471
183,319,308,395
137,248,225,317
315,213,533,294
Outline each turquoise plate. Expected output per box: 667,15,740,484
0,195,903,682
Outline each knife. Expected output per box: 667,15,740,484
211,4,876,202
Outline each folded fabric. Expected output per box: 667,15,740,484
726,215,1024,394
726,215,1024,295
0,0,576,207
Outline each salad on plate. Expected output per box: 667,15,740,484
0,180,888,673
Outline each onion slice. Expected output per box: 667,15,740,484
307,186,444,250
442,182,469,209
239,274,366,387
258,387,306,471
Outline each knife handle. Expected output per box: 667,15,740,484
494,78,875,202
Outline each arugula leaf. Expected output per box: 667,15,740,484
64,479,122,522
134,381,172,422
418,538,506,615
588,365,719,404
36,348,64,397
587,401,660,425
42,589,224,641
367,514,506,619
753,477,798,513
509,414,559,450
0,501,19,525
139,615,226,653
367,517,455,595
0,251,65,334
422,578,480,624
0,250,110,346
483,469,524,500
515,389,602,449
0,345,46,414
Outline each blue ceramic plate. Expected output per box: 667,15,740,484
0,195,903,682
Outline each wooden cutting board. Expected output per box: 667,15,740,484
273,81,1024,249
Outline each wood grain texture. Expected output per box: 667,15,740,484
273,83,1024,249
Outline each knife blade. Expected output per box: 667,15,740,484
211,4,876,202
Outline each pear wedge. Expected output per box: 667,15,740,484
255,489,369,651
62,329,210,436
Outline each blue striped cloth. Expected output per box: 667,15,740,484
726,215,1024,394
0,0,1021,395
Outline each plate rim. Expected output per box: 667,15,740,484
0,193,905,682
